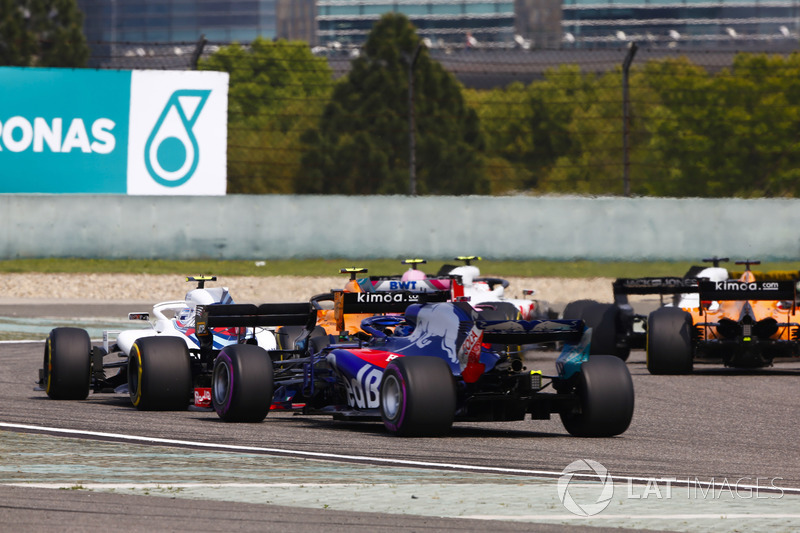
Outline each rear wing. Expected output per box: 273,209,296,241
477,319,585,345
613,277,699,296
334,290,449,331
698,280,797,302
196,302,315,335
360,277,452,293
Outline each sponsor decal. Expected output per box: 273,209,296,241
458,325,484,382
0,67,228,194
144,89,210,188
356,292,419,304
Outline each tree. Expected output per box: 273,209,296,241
199,38,333,194
0,0,88,67
296,13,487,195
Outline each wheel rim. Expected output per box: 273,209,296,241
213,361,231,406
128,346,142,405
44,338,53,394
381,373,402,421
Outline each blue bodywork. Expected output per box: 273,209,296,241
273,300,592,417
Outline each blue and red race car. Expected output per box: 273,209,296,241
206,290,635,437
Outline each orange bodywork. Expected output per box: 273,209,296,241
314,278,376,336
683,269,798,342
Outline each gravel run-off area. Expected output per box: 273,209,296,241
0,273,632,308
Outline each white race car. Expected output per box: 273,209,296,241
38,276,281,411
364,257,555,321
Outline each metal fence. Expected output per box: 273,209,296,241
86,39,800,197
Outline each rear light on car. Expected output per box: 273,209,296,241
530,370,542,391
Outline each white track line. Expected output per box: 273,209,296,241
3,421,799,495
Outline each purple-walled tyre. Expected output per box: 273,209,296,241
212,344,273,422
380,356,456,437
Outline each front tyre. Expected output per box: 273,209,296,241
380,356,456,437
560,355,634,437
212,344,274,422
128,336,191,410
43,328,91,400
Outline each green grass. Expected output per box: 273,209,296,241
1,258,797,278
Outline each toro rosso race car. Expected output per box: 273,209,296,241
37,276,279,409
647,260,800,374
208,290,634,437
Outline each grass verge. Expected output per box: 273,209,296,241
1,258,797,278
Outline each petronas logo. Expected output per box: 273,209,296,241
144,90,210,187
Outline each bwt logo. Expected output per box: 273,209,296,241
145,89,210,187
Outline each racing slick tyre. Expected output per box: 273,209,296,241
212,344,274,423
43,327,92,400
583,303,630,361
561,299,598,321
560,355,634,438
380,356,456,437
646,307,694,375
128,336,192,411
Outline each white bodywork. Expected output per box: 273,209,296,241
675,267,730,309
449,265,543,320
109,286,277,355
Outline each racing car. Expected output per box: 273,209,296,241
560,257,730,361
206,289,635,437
363,256,556,321
647,260,800,374
37,276,281,409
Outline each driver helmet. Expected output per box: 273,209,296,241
401,268,427,282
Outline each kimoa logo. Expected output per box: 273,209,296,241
0,116,116,154
557,459,615,516
144,89,211,187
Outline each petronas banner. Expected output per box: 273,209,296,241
0,67,228,195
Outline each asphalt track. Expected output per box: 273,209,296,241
2,303,800,532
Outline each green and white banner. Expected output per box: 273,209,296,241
0,67,228,195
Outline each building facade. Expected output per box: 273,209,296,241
77,0,315,44
561,0,800,47
316,1,516,46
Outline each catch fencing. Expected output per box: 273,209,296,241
84,39,800,198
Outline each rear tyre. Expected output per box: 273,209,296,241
560,355,634,437
128,336,191,410
213,344,274,422
43,328,91,400
380,356,456,437
583,303,629,361
646,307,694,374
561,299,598,320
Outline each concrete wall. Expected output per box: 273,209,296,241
1,195,798,261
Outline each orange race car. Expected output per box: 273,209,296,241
274,267,450,352
646,260,800,374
